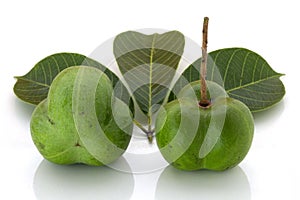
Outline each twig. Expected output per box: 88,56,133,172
199,17,210,107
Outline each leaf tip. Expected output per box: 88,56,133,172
279,73,285,77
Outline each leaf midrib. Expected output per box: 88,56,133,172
15,76,50,88
148,33,158,119
226,74,282,93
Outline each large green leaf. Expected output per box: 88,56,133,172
172,48,285,112
14,53,127,105
113,30,185,118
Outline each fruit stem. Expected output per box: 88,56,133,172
199,17,210,107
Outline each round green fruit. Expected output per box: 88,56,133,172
30,66,133,166
155,82,254,171
177,80,228,101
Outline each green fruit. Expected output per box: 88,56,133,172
156,81,254,171
177,80,228,101
30,66,133,166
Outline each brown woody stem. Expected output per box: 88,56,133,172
199,17,210,107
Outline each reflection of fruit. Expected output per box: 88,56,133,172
156,83,254,171
155,165,251,200
30,66,132,165
34,159,134,199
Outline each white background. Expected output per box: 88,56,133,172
1,0,299,199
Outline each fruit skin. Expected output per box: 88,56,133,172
177,80,228,101
30,66,132,166
156,82,254,171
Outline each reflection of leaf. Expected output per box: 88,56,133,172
13,53,123,105
172,48,285,112
113,31,185,118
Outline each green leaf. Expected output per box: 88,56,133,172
113,30,185,118
172,48,285,112
13,53,127,105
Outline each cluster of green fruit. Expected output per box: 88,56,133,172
27,66,254,171
14,20,285,171
26,65,254,171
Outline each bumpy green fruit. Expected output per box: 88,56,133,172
177,80,228,101
30,66,132,166
156,82,254,171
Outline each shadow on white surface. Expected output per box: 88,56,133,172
33,158,134,200
155,166,250,200
252,100,285,126
13,98,35,121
